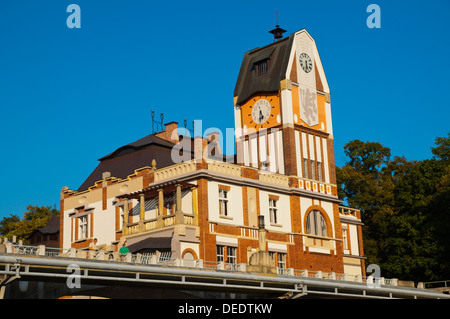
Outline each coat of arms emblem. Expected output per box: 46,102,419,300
300,87,318,126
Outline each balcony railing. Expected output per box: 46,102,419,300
339,206,360,218
123,212,197,236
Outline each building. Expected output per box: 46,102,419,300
59,28,366,278
28,214,60,248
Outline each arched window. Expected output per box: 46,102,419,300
306,210,327,237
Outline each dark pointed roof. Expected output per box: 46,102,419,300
77,134,179,191
33,214,60,236
234,33,295,105
98,134,175,161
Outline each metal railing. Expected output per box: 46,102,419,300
2,243,407,288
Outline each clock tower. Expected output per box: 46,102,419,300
233,28,335,188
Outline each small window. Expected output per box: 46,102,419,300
269,251,287,269
120,206,125,228
278,253,286,269
79,215,87,239
317,161,323,182
217,245,225,262
303,158,308,179
306,210,327,237
255,59,268,76
269,198,278,224
219,189,229,217
227,246,237,264
342,227,349,250
311,160,316,180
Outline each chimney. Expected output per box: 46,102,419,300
206,131,222,157
155,121,179,143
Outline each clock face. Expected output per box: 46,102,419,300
299,53,313,73
252,99,271,124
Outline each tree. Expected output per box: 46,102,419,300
0,214,21,240
431,132,450,163
0,205,59,243
336,134,450,282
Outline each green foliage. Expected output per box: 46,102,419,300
0,205,59,243
337,133,450,282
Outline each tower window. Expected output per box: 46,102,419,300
255,59,268,76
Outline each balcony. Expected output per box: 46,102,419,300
117,180,198,237
123,212,197,236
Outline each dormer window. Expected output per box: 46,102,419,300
255,59,268,76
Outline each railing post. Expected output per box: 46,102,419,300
135,253,142,263
5,241,12,254
196,259,204,269
38,245,46,256
238,263,247,272
301,269,308,277
96,250,105,260
68,248,76,258
315,270,322,278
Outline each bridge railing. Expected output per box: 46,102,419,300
2,243,404,288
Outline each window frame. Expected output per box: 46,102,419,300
255,59,269,76
227,246,237,264
306,210,327,237
218,188,230,217
79,215,88,239
216,245,225,262
342,226,349,250
269,198,278,224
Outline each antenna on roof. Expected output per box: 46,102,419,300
269,11,287,42
151,110,164,133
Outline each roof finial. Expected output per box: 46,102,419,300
269,11,286,42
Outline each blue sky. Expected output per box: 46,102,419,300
0,0,449,219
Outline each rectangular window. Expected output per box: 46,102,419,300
120,207,125,228
227,246,237,264
342,227,349,250
278,253,286,269
303,158,308,179
217,245,224,262
269,198,278,224
311,160,316,180
317,161,323,182
255,60,268,76
79,215,87,239
219,189,229,217
269,251,287,269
